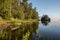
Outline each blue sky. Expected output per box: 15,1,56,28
28,0,60,19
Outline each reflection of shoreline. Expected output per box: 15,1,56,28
0,22,39,40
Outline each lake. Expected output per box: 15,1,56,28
0,21,60,40
29,21,60,40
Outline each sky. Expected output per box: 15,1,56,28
28,0,60,20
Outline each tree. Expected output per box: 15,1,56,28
32,7,39,19
0,0,12,20
11,0,25,20
41,15,50,21
0,0,39,20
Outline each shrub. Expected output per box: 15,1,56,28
0,16,3,21
10,20,19,27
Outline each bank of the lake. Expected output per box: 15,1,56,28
0,19,39,30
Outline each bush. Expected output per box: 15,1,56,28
0,17,3,21
10,20,19,27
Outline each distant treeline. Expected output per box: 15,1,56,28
0,0,39,20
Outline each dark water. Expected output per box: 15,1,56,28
0,21,60,40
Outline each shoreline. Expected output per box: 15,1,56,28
0,19,39,24
0,19,39,30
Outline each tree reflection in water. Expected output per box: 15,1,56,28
41,21,50,26
0,22,39,40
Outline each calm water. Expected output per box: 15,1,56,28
29,21,60,40
0,21,60,40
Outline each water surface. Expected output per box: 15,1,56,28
30,21,60,40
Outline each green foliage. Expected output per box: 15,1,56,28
0,27,11,40
0,22,39,40
10,20,19,27
0,17,3,21
17,5,25,20
0,11,12,20
31,8,39,19
0,0,39,20
0,0,12,20
22,31,30,40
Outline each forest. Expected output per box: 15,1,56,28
0,0,39,21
